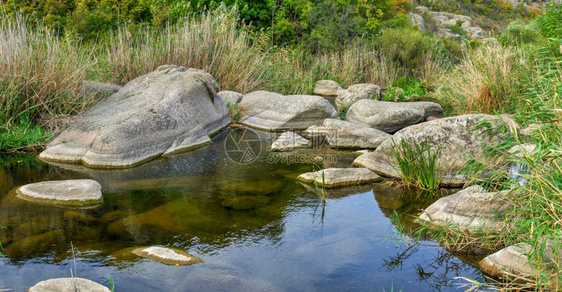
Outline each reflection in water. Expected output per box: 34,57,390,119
0,128,487,291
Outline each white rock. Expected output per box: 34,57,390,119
16,179,102,207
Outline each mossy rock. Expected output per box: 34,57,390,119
63,210,100,224
101,210,130,223
224,180,284,196
221,196,271,210
5,229,66,258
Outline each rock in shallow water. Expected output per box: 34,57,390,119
40,65,230,168
419,185,512,234
133,246,202,265
239,91,338,131
297,168,382,188
353,114,512,187
303,118,390,149
221,196,271,210
271,131,311,152
16,179,102,207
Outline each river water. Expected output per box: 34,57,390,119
0,127,487,291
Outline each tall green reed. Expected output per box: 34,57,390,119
391,138,444,191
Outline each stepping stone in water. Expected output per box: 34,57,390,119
16,179,102,207
28,277,111,292
133,246,202,266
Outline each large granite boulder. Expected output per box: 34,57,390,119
353,114,510,187
29,278,111,292
297,168,382,188
39,65,230,168
419,186,512,233
345,99,443,133
303,118,390,149
239,91,338,131
16,179,103,207
313,80,343,97
335,83,381,112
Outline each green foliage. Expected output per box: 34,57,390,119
536,2,562,39
391,138,444,191
226,102,245,123
498,21,541,46
378,28,431,72
383,76,428,102
0,116,52,151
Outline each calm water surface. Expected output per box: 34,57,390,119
0,128,487,291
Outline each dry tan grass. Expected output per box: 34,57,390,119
105,6,267,94
0,16,96,127
437,44,530,114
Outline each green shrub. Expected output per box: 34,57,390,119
378,28,431,71
499,21,541,46
536,2,562,39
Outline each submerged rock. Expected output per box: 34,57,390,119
353,114,511,187
313,80,343,97
303,118,390,149
297,168,382,188
225,180,284,196
29,277,111,292
16,179,102,207
40,65,230,168
419,186,512,233
271,132,311,152
221,196,271,210
335,83,381,112
239,91,338,131
133,246,202,266
5,229,66,259
345,99,443,133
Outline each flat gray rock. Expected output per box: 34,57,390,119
353,114,510,187
419,186,512,233
303,118,390,149
335,83,381,112
297,168,382,188
313,80,343,97
28,277,111,292
40,65,230,168
239,91,338,131
271,131,310,152
16,179,102,207
133,246,202,265
345,99,443,133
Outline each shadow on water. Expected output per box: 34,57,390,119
0,127,487,291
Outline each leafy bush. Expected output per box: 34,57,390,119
536,2,562,39
378,28,432,71
499,21,541,46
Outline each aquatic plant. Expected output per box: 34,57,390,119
390,138,444,191
312,163,327,203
